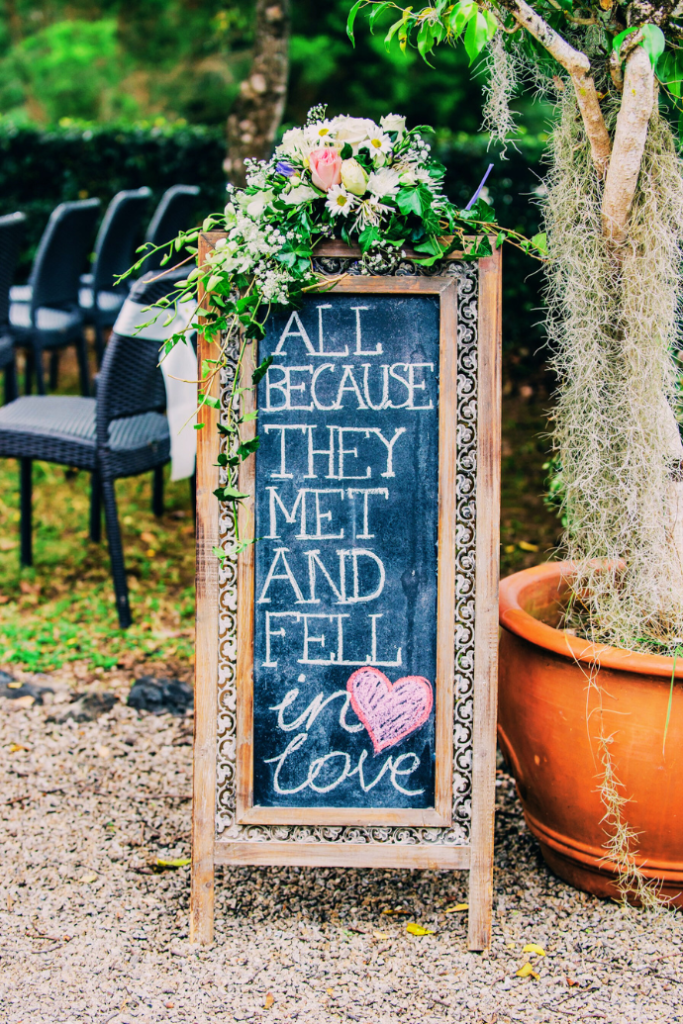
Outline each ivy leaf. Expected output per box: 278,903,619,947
531,231,548,256
340,142,353,159
396,186,424,216
347,0,365,45
252,354,274,385
237,437,261,459
213,484,250,503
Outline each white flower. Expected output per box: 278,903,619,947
359,129,392,165
395,160,419,185
326,185,356,217
331,115,378,151
304,119,335,147
367,167,400,199
278,126,308,162
380,113,406,137
283,185,318,205
246,190,274,220
341,158,369,197
353,195,392,231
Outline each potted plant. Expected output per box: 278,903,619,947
349,0,683,902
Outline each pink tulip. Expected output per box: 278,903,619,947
308,147,342,192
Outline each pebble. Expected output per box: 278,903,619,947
1,675,682,1023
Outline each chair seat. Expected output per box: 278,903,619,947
0,334,14,369
9,284,32,304
79,287,126,323
0,396,170,473
9,303,84,342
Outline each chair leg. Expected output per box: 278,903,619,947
76,333,90,398
49,350,60,391
20,458,32,567
5,362,17,404
90,471,101,543
152,464,164,517
101,478,131,629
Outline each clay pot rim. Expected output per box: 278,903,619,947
500,560,683,679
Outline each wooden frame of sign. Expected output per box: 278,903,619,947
191,232,501,951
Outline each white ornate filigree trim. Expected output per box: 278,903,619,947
215,259,477,846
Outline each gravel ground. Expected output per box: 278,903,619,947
2,670,683,1024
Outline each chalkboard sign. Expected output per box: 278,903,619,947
192,236,502,952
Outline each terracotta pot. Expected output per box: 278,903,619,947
498,561,683,905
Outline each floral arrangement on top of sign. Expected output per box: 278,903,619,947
130,107,542,551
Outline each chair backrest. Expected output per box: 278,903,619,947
143,185,200,271
0,212,26,328
96,267,190,445
91,187,152,296
30,199,101,313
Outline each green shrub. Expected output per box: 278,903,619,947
0,116,227,277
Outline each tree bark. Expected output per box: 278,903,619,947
501,0,612,177
601,46,655,245
225,0,291,187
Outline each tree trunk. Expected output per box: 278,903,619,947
225,0,291,187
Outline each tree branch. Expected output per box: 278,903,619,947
601,44,655,244
498,0,612,177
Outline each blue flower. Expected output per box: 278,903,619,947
275,161,295,177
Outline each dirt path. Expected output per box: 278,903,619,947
1,677,682,1024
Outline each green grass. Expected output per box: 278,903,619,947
0,348,195,673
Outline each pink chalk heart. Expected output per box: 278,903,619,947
346,667,434,755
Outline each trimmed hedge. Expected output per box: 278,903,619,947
0,117,547,378
0,117,228,278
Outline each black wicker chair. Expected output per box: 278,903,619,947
10,199,101,397
142,185,199,272
0,212,26,404
79,187,152,366
0,269,193,629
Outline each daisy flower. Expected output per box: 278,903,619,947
326,184,356,217
367,167,400,200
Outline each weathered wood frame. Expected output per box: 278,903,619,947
191,235,502,953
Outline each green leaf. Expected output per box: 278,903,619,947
449,0,477,40
417,22,435,62
240,411,258,423
347,0,364,45
340,142,353,159
384,16,403,49
464,11,491,64
369,0,390,31
213,485,250,503
640,24,666,69
252,354,274,386
237,437,261,459
531,231,548,256
396,186,424,216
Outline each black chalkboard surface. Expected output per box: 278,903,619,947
252,293,441,809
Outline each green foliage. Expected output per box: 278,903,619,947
0,117,226,277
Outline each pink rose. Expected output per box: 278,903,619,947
308,147,342,192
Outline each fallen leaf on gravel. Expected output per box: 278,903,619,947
445,903,468,913
566,976,578,986
264,993,274,1009
154,857,191,869
8,742,29,752
12,696,35,709
518,541,539,552
516,963,539,980
373,931,389,940
7,681,23,689
406,923,435,936
165,1002,174,1009
80,872,98,884
523,943,546,957
326,987,335,995
382,907,409,915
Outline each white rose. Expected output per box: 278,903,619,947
380,113,406,137
340,158,369,197
332,116,377,150
278,127,308,160
246,190,274,219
